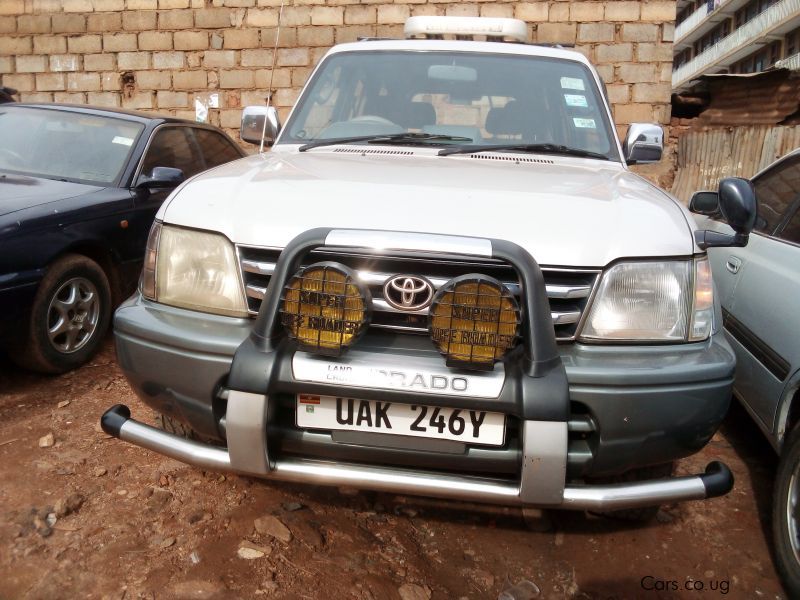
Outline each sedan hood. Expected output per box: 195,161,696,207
0,172,101,217
160,149,694,267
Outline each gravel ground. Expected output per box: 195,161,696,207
0,338,787,599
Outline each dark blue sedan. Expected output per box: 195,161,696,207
0,103,245,373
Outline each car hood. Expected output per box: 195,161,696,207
159,149,694,267
0,172,102,217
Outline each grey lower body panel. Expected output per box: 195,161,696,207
114,295,252,440
114,297,736,479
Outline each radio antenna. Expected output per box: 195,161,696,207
260,0,285,153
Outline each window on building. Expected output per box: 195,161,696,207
787,28,800,57
769,41,781,67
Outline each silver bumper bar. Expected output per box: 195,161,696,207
101,404,732,511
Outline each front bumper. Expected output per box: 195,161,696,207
101,403,733,510
112,227,736,509
115,296,735,478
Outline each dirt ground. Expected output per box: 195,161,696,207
0,337,788,600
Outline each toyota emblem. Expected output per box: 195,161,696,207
383,275,434,311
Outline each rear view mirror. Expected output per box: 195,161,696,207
694,177,757,250
136,166,184,190
428,65,478,82
623,123,663,164
689,191,720,216
241,105,281,147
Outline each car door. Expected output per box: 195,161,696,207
722,154,800,433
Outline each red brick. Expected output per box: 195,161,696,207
17,15,51,34
49,55,81,72
174,31,208,50
36,73,67,91
53,14,86,34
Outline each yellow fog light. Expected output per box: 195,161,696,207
429,274,520,370
280,262,371,356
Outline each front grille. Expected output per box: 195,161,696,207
238,246,599,342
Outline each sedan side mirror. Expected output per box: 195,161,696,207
693,177,757,250
241,105,281,147
136,166,185,190
623,123,663,165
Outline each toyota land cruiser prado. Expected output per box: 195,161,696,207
102,17,758,517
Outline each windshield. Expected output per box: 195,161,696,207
282,50,619,160
0,106,145,185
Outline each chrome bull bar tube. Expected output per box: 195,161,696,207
101,405,733,511
102,405,232,471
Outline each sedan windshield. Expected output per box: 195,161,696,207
282,50,619,161
0,107,145,185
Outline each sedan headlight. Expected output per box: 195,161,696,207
141,222,248,318
580,258,713,342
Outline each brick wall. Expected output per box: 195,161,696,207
0,0,676,158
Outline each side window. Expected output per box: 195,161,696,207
753,155,800,233
778,208,800,245
140,127,204,180
193,128,243,170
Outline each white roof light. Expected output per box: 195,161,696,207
404,16,529,43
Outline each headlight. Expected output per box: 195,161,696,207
141,222,248,318
580,258,713,342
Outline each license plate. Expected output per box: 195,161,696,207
296,394,505,446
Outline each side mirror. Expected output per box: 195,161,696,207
688,190,720,216
623,123,663,165
694,177,757,250
719,177,758,234
136,166,185,190
241,105,281,147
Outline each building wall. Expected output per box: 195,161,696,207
0,1,676,147
674,0,800,75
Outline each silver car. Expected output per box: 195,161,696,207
691,148,800,595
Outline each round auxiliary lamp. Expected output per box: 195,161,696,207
279,262,371,356
428,274,521,371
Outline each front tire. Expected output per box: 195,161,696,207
15,254,112,374
773,425,800,596
156,412,198,440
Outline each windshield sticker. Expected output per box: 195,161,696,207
564,94,588,108
560,77,585,91
112,136,134,146
573,118,596,129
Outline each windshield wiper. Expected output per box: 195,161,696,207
438,143,611,161
298,132,472,152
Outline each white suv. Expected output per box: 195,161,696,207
102,17,757,518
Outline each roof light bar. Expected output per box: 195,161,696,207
404,16,528,43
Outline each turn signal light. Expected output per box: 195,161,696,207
280,262,371,356
428,274,520,370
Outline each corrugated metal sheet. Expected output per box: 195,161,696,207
688,71,800,128
671,125,800,200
